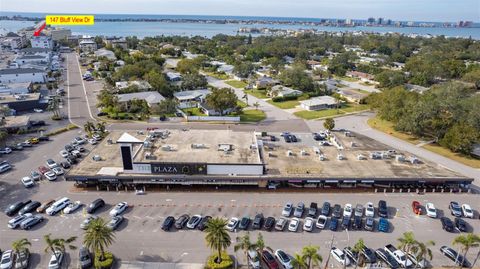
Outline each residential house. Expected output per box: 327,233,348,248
166,72,182,82
0,82,32,95
255,76,279,89
198,102,235,116
299,96,338,111
173,89,211,109
49,28,72,41
405,83,429,94
19,48,51,57
0,68,46,84
346,71,375,83
269,85,302,98
283,56,294,64
95,48,116,60
30,36,53,49
115,80,152,91
337,88,367,103
116,91,165,108
14,55,50,67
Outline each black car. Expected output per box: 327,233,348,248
19,201,41,215
361,246,377,263
290,135,298,142
174,214,189,229
263,217,275,231
312,133,324,141
21,215,44,230
341,216,350,230
38,136,49,141
449,201,463,217
455,217,468,232
378,200,388,218
79,247,92,269
343,247,359,265
60,162,71,169
329,218,338,231
284,135,292,143
65,144,74,152
66,156,78,165
375,248,399,269
321,202,331,216
440,246,471,268
161,216,175,231
87,198,105,214
238,216,251,230
5,200,31,216
31,120,46,127
308,202,318,217
364,217,375,231
441,217,455,232
197,216,211,231
352,216,362,230
269,135,276,141
332,204,342,218
252,214,264,229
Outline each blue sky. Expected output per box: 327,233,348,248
1,0,478,22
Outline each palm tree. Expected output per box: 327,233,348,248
397,231,418,256
84,121,95,137
83,217,116,261
205,217,231,264
44,234,77,260
453,233,480,268
242,94,249,106
352,238,366,268
12,238,31,253
291,253,307,269
411,240,435,268
253,102,260,110
256,233,265,252
302,245,322,269
234,232,257,268
95,121,107,135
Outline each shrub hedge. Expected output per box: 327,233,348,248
271,95,298,102
94,251,115,269
206,252,233,269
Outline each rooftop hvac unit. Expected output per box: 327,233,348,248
337,154,344,160
319,154,326,161
396,155,406,162
161,145,173,151
143,141,152,148
218,144,233,152
191,143,206,149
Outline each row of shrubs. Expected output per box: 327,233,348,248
271,95,299,102
45,124,78,136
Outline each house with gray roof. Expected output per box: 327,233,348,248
300,96,338,111
269,85,302,98
173,89,211,109
116,91,165,107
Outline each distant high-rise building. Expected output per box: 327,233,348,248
367,17,375,24
377,17,384,25
386,19,392,25
345,18,352,25
407,21,415,27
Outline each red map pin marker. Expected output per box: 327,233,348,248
33,22,46,36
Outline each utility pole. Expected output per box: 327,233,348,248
323,234,335,269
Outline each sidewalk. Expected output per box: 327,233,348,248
118,261,204,269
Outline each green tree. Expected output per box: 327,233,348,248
152,99,178,115
352,238,366,268
323,118,335,131
12,238,31,253
234,232,257,268
177,58,202,74
255,233,265,252
291,253,307,269
83,217,116,262
375,70,407,88
279,66,314,92
233,61,254,78
453,233,480,268
84,121,95,137
205,88,238,116
205,218,231,264
44,234,77,261
301,245,322,269
253,102,260,110
411,240,435,267
440,122,480,155
0,131,8,147
145,70,173,97
181,73,208,90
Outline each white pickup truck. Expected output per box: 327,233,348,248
384,244,413,268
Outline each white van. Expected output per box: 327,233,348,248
247,250,260,269
46,197,70,215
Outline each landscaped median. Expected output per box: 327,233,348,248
45,124,79,136
368,116,480,168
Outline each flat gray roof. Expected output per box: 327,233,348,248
0,68,45,75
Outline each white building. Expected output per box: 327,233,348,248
299,96,338,111
0,33,27,49
269,85,302,98
0,68,46,84
116,91,165,107
30,36,53,49
115,80,152,91
79,40,97,52
50,28,72,41
173,89,211,109
166,72,182,82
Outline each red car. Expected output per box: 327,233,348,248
261,250,279,269
38,166,49,175
412,201,422,215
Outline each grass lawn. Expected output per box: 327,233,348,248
422,143,480,169
244,89,268,99
182,107,206,116
236,100,248,108
204,71,230,80
225,80,247,88
238,109,266,122
266,94,309,109
335,75,358,82
340,103,370,113
294,109,344,119
367,117,422,144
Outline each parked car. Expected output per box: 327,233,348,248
38,166,49,175
282,202,293,217
21,176,35,188
455,217,468,232
19,201,41,215
226,217,239,232
303,217,314,232
20,215,44,230
8,213,32,229
80,215,98,230
378,200,388,218
412,201,422,215
384,244,412,268
30,171,41,181
440,217,455,232
5,200,31,216
37,200,55,213
341,216,350,230
275,217,288,231
197,216,211,231
293,202,305,218
14,249,30,269
364,217,375,231
321,202,331,216
63,201,82,214
0,250,14,269
44,171,57,181
109,202,128,217
0,147,12,154
378,218,389,233
375,248,399,269
46,197,71,215
332,204,342,218
79,247,92,269
329,218,338,231
261,250,279,269
161,216,175,231
247,250,261,269
264,216,275,231
59,150,69,158
308,202,318,217
343,247,359,265
352,216,362,230
316,215,328,229
174,214,189,229
51,167,64,176
60,162,71,169
48,251,63,269
365,202,375,217
252,214,264,229
354,204,363,217
87,198,105,214
361,246,377,264
238,216,251,230
107,216,124,230
461,204,474,218
440,246,471,268
426,203,437,218
288,218,300,232
331,247,350,266
343,204,353,218
449,201,463,217
275,249,293,269
187,215,202,229
46,159,58,169
0,162,12,173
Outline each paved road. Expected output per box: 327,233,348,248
307,112,480,181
